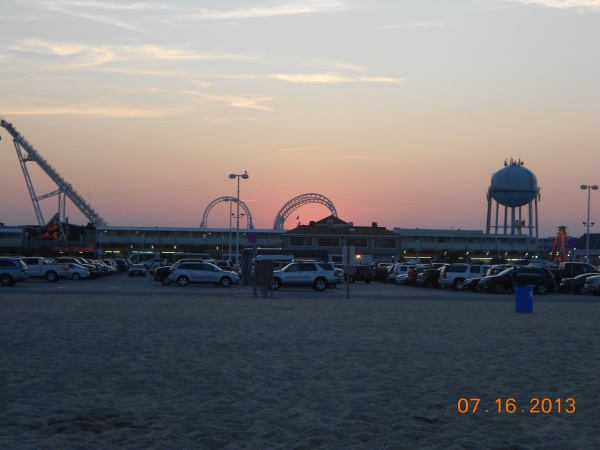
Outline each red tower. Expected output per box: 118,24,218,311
550,226,569,262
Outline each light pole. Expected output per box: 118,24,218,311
580,184,598,263
229,172,249,270
224,197,233,261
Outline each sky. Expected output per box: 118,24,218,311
1,0,599,238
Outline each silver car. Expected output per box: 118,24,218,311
168,262,239,287
1,257,29,286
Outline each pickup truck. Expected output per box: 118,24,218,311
20,257,69,282
550,262,600,285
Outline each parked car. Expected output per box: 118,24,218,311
558,272,600,295
272,261,338,291
114,258,129,272
151,265,173,285
129,263,147,277
420,268,443,288
387,264,417,283
439,264,490,290
65,263,90,280
405,266,430,286
1,257,29,286
344,264,374,284
478,266,556,295
373,263,393,282
143,258,168,273
55,257,98,279
583,275,600,296
169,261,239,287
461,277,482,292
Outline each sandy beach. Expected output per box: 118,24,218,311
1,282,599,449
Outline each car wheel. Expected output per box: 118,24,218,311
71,273,81,280
177,276,189,287
161,277,172,286
492,284,505,294
349,276,355,283
1,274,14,286
219,277,232,287
45,271,58,282
272,278,281,290
535,284,548,295
453,279,465,290
365,280,371,284
313,278,327,291
578,285,588,295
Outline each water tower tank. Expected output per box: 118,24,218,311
489,160,538,207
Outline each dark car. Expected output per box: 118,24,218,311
405,266,429,286
558,272,600,295
478,266,556,295
420,268,442,288
461,277,482,292
128,264,147,277
344,264,374,284
114,258,129,272
152,265,173,285
373,263,393,282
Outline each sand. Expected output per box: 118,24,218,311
1,286,599,449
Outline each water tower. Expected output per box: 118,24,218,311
486,159,540,238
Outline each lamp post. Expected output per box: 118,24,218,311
580,184,598,263
224,197,233,261
229,172,249,270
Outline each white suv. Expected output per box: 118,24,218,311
272,261,338,291
169,261,239,287
439,264,490,290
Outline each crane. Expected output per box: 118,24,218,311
1,119,107,227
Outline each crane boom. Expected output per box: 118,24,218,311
1,119,107,226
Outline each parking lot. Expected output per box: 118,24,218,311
2,273,597,304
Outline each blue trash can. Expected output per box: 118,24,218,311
515,285,533,313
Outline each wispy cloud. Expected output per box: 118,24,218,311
185,91,274,111
34,0,351,27
4,105,185,118
271,72,404,84
495,0,600,10
8,40,261,67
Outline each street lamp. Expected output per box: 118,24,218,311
580,184,598,263
229,171,249,270
223,197,234,261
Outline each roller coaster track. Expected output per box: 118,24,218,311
1,119,107,227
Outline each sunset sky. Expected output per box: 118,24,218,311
1,0,599,238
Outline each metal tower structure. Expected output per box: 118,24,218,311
549,225,569,262
273,193,337,230
1,119,107,227
199,196,254,229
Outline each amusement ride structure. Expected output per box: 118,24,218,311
1,119,107,228
2,119,338,232
549,225,570,262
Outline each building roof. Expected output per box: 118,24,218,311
283,215,399,237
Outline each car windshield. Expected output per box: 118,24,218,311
497,267,515,277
